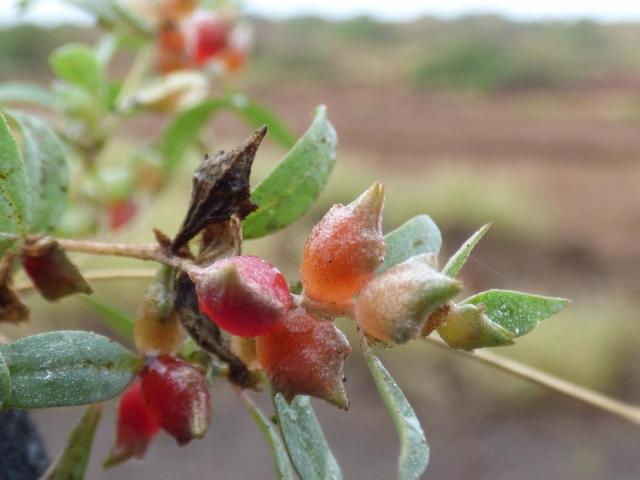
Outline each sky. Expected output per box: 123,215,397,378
2,0,640,25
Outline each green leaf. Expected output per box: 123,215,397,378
379,215,442,274
229,94,296,148
0,352,11,410
243,105,337,239
463,289,570,337
274,394,342,480
0,330,139,408
441,223,491,277
6,111,69,233
240,392,294,480
0,82,59,109
42,404,102,480
82,296,135,341
159,95,295,178
49,44,103,94
0,113,28,243
362,340,429,480
160,97,231,177
437,303,514,350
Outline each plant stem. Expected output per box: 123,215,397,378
54,238,193,271
425,336,640,427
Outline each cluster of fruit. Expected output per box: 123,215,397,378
106,182,462,465
155,0,249,74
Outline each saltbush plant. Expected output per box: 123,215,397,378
2,1,635,479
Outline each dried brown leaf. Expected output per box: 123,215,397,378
22,236,93,301
171,126,266,252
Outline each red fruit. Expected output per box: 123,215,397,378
191,15,230,65
104,379,159,468
301,183,385,310
189,255,291,337
108,199,138,230
256,307,351,409
141,356,211,446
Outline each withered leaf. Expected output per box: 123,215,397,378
171,126,267,253
174,273,257,388
196,215,242,267
0,283,29,323
22,236,93,301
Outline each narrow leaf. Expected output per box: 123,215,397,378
83,296,135,341
0,352,10,409
362,340,429,480
49,44,103,94
42,404,102,480
0,330,139,408
379,215,442,274
274,394,342,480
463,289,570,337
243,105,337,239
229,95,296,148
6,111,69,232
160,95,294,178
239,392,294,480
441,223,491,277
0,83,59,109
0,113,28,247
160,97,230,177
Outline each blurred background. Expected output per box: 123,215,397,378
1,0,640,478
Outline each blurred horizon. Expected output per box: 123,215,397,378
3,0,640,26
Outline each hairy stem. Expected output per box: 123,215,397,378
425,336,640,427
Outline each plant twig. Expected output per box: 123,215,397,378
425,336,640,427
54,238,192,271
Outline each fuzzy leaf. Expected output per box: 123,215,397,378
0,113,28,245
42,404,102,480
49,44,103,94
0,352,10,409
274,394,342,480
0,330,139,408
83,296,135,341
160,95,294,178
441,223,491,277
463,289,570,337
362,341,429,480
240,392,294,480
0,82,59,109
243,105,337,239
6,111,69,233
379,215,442,274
